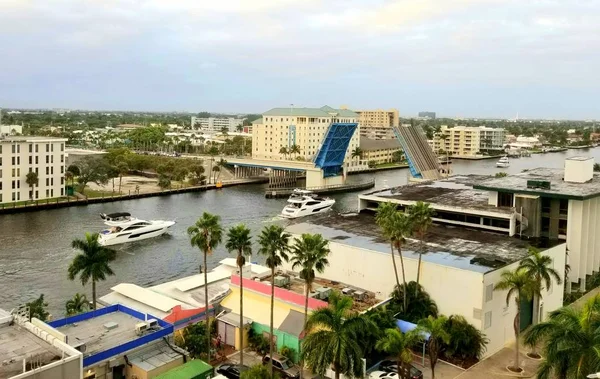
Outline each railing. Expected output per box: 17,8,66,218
275,179,375,192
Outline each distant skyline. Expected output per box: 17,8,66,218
1,1,599,119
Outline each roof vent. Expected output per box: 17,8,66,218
527,180,551,190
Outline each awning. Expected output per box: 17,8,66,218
395,319,430,341
217,312,252,328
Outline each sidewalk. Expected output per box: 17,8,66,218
455,341,541,379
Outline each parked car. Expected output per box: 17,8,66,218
216,363,249,379
262,353,301,378
376,360,423,379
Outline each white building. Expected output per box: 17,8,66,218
0,125,23,135
191,117,244,134
252,105,361,169
0,136,67,203
283,213,565,357
430,125,505,156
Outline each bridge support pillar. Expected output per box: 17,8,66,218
269,169,298,189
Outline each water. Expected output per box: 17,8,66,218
1,148,599,316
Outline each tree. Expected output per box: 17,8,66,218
68,233,117,310
290,144,301,158
25,171,39,200
390,281,438,323
302,292,373,379
258,225,291,377
417,316,450,379
240,364,278,379
207,146,219,183
442,315,488,365
524,294,600,379
594,163,600,172
188,212,223,362
279,146,289,160
408,201,434,296
212,166,221,183
65,171,74,188
117,161,129,193
225,224,253,366
494,268,540,372
75,156,109,195
236,124,244,133
376,203,411,311
26,294,50,321
176,322,211,359
65,293,89,316
376,328,421,379
351,147,363,160
290,233,330,379
518,247,562,357
67,164,80,177
189,160,206,185
216,158,227,181
221,126,229,136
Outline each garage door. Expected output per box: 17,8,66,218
218,320,236,347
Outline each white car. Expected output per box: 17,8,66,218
369,371,398,379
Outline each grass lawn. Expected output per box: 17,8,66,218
0,197,73,208
82,189,122,199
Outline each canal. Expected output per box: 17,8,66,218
1,148,599,316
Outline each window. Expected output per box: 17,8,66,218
12,192,15,201
17,192,20,201
60,155,64,163
559,199,568,216
46,144,49,152
541,197,551,213
51,155,53,164
51,144,54,152
35,156,38,164
11,168,15,177
29,144,32,153
35,144,38,153
46,178,49,186
60,143,64,152
484,311,492,329
46,167,49,175
61,177,64,185
16,157,20,165
11,157,15,165
35,190,38,199
61,166,64,174
558,219,568,235
51,167,53,175
46,189,49,197
17,145,20,153
542,217,550,233
11,145,15,153
51,189,53,197
61,188,64,196
46,156,49,164
11,180,15,189
498,192,513,207
17,180,20,189
485,284,493,302
28,156,32,165
51,178,54,186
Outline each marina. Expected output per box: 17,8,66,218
0,148,599,316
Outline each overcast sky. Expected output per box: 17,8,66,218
0,0,598,119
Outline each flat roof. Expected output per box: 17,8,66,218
286,213,556,273
0,136,67,142
56,310,161,357
474,168,600,200
111,283,184,312
361,175,513,215
0,324,62,379
127,340,186,372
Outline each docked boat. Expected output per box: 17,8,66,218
100,212,137,226
496,156,510,168
98,218,176,246
281,189,335,219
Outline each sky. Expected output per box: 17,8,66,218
0,0,599,119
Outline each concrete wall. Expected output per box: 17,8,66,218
567,197,600,289
11,358,82,379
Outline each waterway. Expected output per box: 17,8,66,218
1,148,599,316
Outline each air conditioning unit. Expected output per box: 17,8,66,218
316,287,332,300
353,291,367,301
309,291,320,299
273,276,289,287
135,322,149,336
147,319,159,330
72,341,87,353
341,288,354,296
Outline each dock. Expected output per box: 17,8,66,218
265,179,375,199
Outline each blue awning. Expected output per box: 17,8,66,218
395,319,430,341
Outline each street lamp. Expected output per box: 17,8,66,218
587,373,600,378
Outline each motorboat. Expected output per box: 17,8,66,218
98,218,176,246
100,212,137,226
281,189,335,219
496,156,510,168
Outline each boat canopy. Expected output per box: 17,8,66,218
102,212,131,219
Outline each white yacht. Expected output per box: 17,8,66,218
496,156,510,168
98,218,176,246
100,212,138,226
281,189,335,219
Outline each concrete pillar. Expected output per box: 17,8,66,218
580,277,586,293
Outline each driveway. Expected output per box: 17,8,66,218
411,356,464,379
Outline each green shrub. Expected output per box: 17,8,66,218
441,315,488,365
389,281,438,323
240,364,279,379
247,328,270,356
279,346,296,362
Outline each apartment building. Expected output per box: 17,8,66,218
359,136,402,165
418,111,436,119
356,109,399,140
252,105,361,169
430,125,505,156
191,117,243,133
0,136,67,204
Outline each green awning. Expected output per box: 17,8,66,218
155,359,213,379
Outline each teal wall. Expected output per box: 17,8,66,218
252,322,300,362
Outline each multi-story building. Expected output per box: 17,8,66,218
0,125,23,135
0,136,67,204
430,125,505,156
359,136,402,165
356,109,399,140
418,111,436,119
252,105,361,169
191,117,244,134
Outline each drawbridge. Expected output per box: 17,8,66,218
392,123,444,180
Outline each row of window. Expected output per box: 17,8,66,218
0,143,65,154
0,188,65,203
0,154,64,166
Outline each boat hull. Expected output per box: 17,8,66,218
496,163,510,168
280,200,335,219
98,221,175,246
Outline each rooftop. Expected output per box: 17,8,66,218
286,212,557,274
0,323,62,379
0,136,67,142
127,340,187,373
361,175,513,215
262,105,357,118
360,136,401,151
474,167,600,200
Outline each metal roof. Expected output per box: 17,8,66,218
111,283,183,312
278,310,305,337
174,270,232,292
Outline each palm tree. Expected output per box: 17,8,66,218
417,316,450,379
207,146,219,183
225,224,253,366
302,292,373,379
494,268,540,373
25,171,39,200
188,212,223,362
279,146,289,160
290,233,330,379
376,203,411,310
65,293,89,316
408,201,434,296
376,328,421,379
216,158,227,181
117,161,129,193
258,225,291,377
351,147,363,160
212,166,220,183
524,294,600,379
290,144,301,158
236,124,243,133
68,233,117,310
